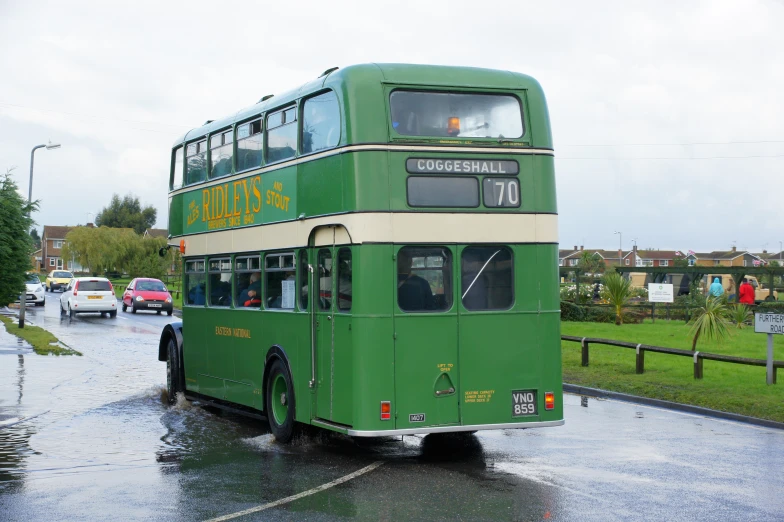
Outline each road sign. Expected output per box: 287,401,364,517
648,283,673,303
754,313,784,335
754,313,782,385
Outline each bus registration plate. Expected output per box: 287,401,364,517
512,390,537,417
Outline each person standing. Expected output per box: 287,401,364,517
738,278,755,305
709,277,724,298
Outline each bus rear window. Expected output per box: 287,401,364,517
390,91,523,139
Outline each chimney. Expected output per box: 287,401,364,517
763,249,768,254
574,245,578,251
731,246,737,253
580,245,584,251
633,245,638,253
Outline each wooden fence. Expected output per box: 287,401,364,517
562,335,782,384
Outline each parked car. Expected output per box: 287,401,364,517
18,273,46,306
60,277,117,318
45,270,74,292
122,278,173,315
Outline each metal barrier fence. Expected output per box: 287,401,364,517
562,335,782,384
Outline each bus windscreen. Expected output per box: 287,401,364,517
390,91,523,139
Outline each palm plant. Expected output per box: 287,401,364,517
601,272,632,325
689,296,731,351
728,303,753,329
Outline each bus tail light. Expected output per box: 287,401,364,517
380,401,391,420
545,392,555,410
447,117,460,136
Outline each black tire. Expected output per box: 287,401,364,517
109,310,116,318
60,302,65,316
69,306,74,319
167,310,173,316
131,305,137,314
266,359,296,443
157,310,161,315
166,337,182,405
122,303,127,312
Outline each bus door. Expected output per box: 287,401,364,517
311,228,353,426
393,246,460,429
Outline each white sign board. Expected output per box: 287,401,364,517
754,313,784,335
647,283,674,303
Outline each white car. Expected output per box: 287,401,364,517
19,273,46,307
60,277,117,318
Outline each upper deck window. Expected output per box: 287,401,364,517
236,118,262,172
266,106,297,164
171,147,183,190
302,91,340,154
210,129,234,179
390,91,523,139
185,139,207,185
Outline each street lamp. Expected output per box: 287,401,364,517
614,231,622,264
19,141,61,328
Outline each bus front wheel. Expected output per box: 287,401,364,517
266,359,296,443
166,337,181,405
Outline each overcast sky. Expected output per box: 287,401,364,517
2,0,783,253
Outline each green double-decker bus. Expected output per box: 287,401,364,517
159,63,563,442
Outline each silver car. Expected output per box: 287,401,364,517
19,273,46,306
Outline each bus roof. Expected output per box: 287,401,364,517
173,63,546,147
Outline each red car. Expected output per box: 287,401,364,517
122,278,174,315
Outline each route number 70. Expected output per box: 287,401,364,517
483,178,520,207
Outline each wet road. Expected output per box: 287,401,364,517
1,294,783,521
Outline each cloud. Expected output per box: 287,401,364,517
1,0,783,253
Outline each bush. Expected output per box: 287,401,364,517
756,302,784,314
561,301,586,321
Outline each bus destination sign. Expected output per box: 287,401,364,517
754,313,784,335
406,158,519,175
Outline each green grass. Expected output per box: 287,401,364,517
561,320,784,423
0,315,81,356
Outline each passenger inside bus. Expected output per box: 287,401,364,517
238,272,261,307
397,250,435,311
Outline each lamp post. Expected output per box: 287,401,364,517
19,142,61,328
614,231,622,265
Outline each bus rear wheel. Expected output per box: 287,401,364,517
166,337,181,405
266,359,296,443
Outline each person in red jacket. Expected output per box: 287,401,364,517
738,278,755,305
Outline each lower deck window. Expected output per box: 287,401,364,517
397,246,452,312
185,259,206,305
266,253,295,309
209,258,232,307
461,246,513,310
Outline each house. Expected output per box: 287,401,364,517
690,247,766,268
632,248,684,268
559,245,583,267
143,228,168,239
41,223,94,272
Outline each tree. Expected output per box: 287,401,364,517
62,226,169,278
689,297,731,351
30,228,41,250
0,170,37,306
601,272,632,325
578,251,605,281
95,194,157,235
673,254,689,267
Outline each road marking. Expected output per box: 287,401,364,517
0,410,50,429
204,461,384,522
